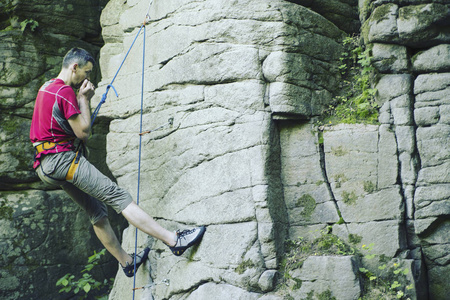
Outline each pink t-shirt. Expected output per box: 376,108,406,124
30,78,81,168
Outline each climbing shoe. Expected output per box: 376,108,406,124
169,226,206,256
122,247,150,278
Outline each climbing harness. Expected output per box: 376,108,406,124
33,138,85,182
33,139,74,155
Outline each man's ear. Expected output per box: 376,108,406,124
70,63,79,73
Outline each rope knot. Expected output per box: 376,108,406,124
107,84,119,98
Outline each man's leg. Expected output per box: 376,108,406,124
92,215,152,278
121,201,176,247
93,217,132,267
61,182,134,265
65,153,204,256
121,201,206,256
36,154,134,266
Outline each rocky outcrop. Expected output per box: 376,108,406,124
0,1,124,299
1,0,449,299
96,0,449,299
367,2,450,298
97,1,343,299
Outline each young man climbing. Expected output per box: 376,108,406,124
30,48,206,277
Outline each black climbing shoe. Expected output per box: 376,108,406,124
122,247,150,278
169,226,206,256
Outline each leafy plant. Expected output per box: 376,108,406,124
280,228,357,289
20,18,39,32
56,249,114,299
280,231,415,299
324,35,379,125
363,181,376,194
359,244,413,300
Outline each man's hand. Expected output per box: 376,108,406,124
70,79,94,142
78,79,95,101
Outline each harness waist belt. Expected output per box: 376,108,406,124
34,139,74,154
34,139,81,181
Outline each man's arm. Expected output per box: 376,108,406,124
68,79,95,143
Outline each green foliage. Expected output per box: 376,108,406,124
334,174,347,188
358,244,414,300
324,35,379,125
280,233,414,300
342,190,358,205
318,290,337,300
20,19,39,33
56,249,114,299
0,199,14,221
280,229,357,290
235,259,256,275
336,216,345,225
348,234,362,245
296,194,317,219
363,181,376,194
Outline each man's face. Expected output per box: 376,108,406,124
72,62,93,89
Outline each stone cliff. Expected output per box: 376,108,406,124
1,0,449,299
0,1,123,299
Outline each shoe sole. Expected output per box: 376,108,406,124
123,247,150,277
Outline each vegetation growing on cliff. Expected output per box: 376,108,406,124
56,249,114,299
279,231,414,300
323,35,379,125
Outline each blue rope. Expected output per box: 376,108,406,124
132,23,146,299
87,4,153,298
90,24,146,127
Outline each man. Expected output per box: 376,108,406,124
30,48,205,277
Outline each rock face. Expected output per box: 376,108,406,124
1,0,449,299
97,1,344,299
97,0,448,299
0,1,124,300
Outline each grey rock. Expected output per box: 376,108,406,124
413,44,450,73
338,186,404,223
375,74,413,106
415,106,440,126
291,256,361,300
344,221,404,257
391,95,414,125
398,4,450,47
372,43,409,73
184,282,260,300
414,73,450,96
416,125,450,168
3,0,450,299
366,4,399,43
422,243,450,300
258,270,278,292
415,184,450,220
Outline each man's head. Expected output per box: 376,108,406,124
62,47,95,69
61,48,95,89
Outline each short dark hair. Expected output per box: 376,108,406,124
62,47,95,68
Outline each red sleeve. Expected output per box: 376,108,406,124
58,86,81,120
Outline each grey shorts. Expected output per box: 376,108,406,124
36,151,133,225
